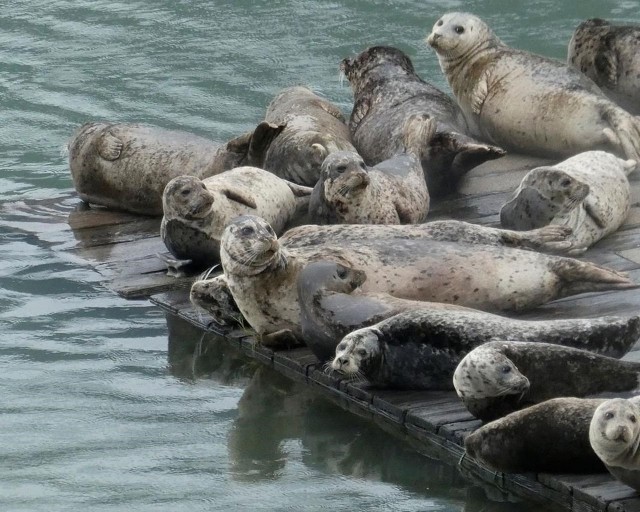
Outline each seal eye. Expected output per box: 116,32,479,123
437,20,443,27
356,348,367,357
337,342,346,351
335,164,348,174
359,161,366,170
502,365,511,374
336,266,348,279
605,412,615,420
455,25,465,34
560,178,572,187
240,226,255,237
630,415,637,423
201,183,207,190
181,188,191,197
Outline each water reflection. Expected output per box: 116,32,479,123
165,313,544,511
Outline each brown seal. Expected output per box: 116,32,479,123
67,121,284,215
454,340,640,421
427,12,640,164
568,18,640,114
262,86,357,186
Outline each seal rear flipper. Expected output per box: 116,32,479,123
555,259,638,297
97,131,123,161
284,180,314,198
246,121,286,167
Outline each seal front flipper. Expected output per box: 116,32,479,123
260,329,302,348
584,195,608,229
220,188,258,209
470,69,491,115
97,131,123,161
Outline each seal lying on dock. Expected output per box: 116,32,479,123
330,311,640,390
453,340,640,421
308,114,433,225
340,45,505,196
568,18,640,114
67,121,284,216
219,215,633,342
262,86,357,186
500,151,635,254
160,168,312,269
464,398,608,473
590,398,640,491
427,12,640,163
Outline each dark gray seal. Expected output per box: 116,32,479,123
427,12,640,163
308,114,432,225
568,18,640,114
340,45,505,196
262,86,357,186
454,340,640,421
590,398,640,491
330,310,640,390
464,398,608,473
68,121,284,216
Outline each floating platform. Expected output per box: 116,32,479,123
6,153,640,512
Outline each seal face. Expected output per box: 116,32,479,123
500,151,634,253
67,121,284,216
262,86,357,186
340,45,505,196
309,114,432,225
590,398,640,491
427,12,640,164
568,18,640,114
454,340,640,421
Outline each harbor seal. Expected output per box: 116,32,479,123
262,86,357,186
500,151,635,254
220,215,633,341
330,311,640,390
190,273,244,327
568,19,640,115
464,398,608,473
427,12,640,164
298,261,471,361
308,114,433,225
454,340,640,421
340,45,505,196
160,167,312,269
590,398,640,491
68,121,284,216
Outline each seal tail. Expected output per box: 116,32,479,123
403,114,437,158
553,258,638,298
602,107,640,170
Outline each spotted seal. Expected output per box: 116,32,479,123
219,215,632,342
160,167,312,269
340,45,505,196
590,398,640,491
464,398,608,473
262,86,357,186
308,114,432,225
427,12,640,163
568,19,640,114
500,151,635,254
67,121,284,216
330,311,640,390
453,340,640,421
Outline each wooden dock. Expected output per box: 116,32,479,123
6,153,640,511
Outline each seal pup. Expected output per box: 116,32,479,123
464,398,608,473
500,151,635,254
308,114,433,225
220,215,633,341
590,398,640,491
160,168,312,269
454,340,640,421
298,261,472,361
262,86,357,186
341,45,505,196
67,121,284,216
427,13,640,164
569,19,640,115
330,310,640,390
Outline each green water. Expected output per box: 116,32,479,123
1,1,638,510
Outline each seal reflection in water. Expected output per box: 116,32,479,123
453,340,640,421
219,215,634,342
67,121,284,216
569,19,640,115
427,13,640,164
341,45,505,197
590,398,640,491
330,310,640,390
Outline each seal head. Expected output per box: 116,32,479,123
590,398,640,467
162,176,215,220
331,328,383,379
427,12,501,63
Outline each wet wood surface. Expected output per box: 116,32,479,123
4,153,640,511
